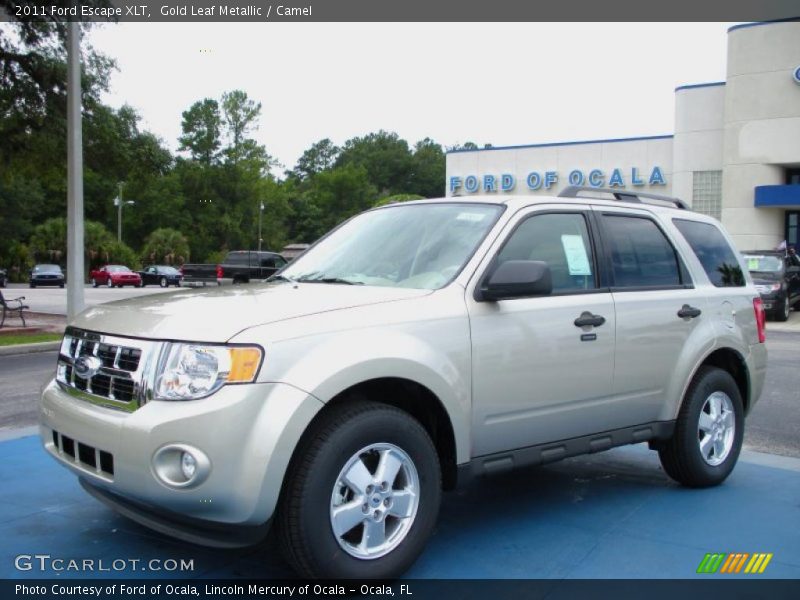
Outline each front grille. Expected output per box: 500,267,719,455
56,328,160,412
52,429,114,478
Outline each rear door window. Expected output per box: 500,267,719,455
672,219,744,287
601,215,684,289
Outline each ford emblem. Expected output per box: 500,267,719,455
73,356,103,380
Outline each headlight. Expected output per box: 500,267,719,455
155,343,263,401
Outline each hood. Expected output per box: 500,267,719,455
70,282,431,342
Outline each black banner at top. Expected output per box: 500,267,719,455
1,0,799,22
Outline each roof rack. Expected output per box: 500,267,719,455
557,185,690,210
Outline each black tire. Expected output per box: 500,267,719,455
59,284,64,288
659,366,744,488
30,283,35,288
774,298,790,322
106,279,113,288
159,277,167,288
91,278,98,288
277,400,441,579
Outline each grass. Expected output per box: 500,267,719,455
0,332,62,346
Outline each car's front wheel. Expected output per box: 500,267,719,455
277,400,441,579
106,279,113,288
658,366,744,487
159,277,168,288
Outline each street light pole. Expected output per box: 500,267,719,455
115,183,135,243
66,20,85,320
258,201,264,251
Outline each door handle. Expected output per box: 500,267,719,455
677,304,702,319
574,312,606,328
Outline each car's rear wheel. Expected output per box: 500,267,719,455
91,278,98,288
106,279,113,288
774,298,790,322
658,366,743,488
277,400,441,579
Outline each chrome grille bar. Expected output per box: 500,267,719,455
56,327,163,413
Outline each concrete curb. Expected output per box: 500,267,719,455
0,341,60,356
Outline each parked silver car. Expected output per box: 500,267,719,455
40,187,767,578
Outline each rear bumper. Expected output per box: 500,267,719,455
745,342,768,414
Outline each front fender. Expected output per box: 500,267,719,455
237,325,473,464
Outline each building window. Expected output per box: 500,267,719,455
692,171,722,221
786,168,800,185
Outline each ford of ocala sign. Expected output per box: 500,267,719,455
449,166,667,194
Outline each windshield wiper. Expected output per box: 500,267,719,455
298,277,362,285
268,274,298,284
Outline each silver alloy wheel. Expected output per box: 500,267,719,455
697,391,735,466
329,443,420,560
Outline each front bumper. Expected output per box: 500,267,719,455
40,379,323,538
31,278,64,286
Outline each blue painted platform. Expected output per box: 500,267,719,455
1,434,798,579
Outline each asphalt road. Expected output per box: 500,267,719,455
3,282,180,314
1,332,798,456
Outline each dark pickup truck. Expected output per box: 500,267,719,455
180,251,288,286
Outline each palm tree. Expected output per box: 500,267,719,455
141,228,190,265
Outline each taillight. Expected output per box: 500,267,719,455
216,265,223,279
753,297,766,343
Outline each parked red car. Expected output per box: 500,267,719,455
90,265,142,288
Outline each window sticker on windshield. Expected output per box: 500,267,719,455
747,257,762,270
561,235,592,276
456,212,486,222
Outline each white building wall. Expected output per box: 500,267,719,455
722,21,800,250
446,137,673,198
672,84,725,206
444,20,800,251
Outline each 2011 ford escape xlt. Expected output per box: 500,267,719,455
40,186,767,578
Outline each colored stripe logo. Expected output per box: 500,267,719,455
697,553,773,574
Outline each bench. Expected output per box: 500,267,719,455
0,290,28,328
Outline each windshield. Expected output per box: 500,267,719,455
34,264,61,272
743,255,783,273
107,265,131,273
280,203,503,290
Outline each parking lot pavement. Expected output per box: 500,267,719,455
2,283,179,315
0,435,798,579
766,308,800,333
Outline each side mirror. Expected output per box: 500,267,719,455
478,260,553,301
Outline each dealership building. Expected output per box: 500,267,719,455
445,19,800,251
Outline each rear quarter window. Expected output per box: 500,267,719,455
672,219,744,287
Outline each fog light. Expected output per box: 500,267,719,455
181,452,197,480
152,444,210,489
